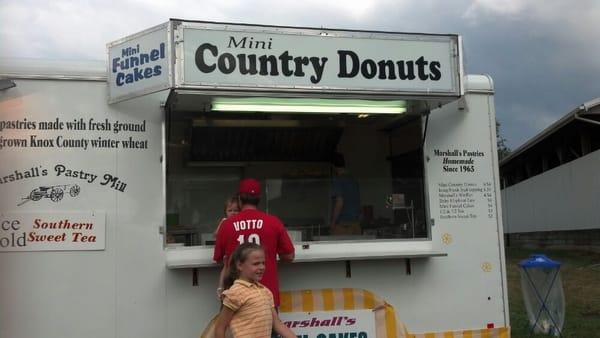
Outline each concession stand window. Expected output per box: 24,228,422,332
149,20,462,266
165,95,431,250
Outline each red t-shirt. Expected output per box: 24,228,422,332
213,208,295,306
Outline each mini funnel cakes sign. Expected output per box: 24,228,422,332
280,310,374,338
107,23,170,103
0,211,105,252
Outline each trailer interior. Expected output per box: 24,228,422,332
165,94,431,246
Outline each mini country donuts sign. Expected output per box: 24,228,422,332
182,24,460,95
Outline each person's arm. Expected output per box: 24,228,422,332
213,224,226,264
214,218,225,235
216,257,229,299
330,196,344,228
276,218,295,262
214,306,235,338
214,222,229,297
272,308,296,338
280,252,294,262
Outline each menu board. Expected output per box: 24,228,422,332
437,181,495,220
432,148,496,221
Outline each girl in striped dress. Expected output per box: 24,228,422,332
215,243,296,338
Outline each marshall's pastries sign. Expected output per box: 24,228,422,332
0,211,105,252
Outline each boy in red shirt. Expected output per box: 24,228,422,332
214,178,295,307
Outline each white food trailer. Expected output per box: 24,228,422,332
0,20,509,338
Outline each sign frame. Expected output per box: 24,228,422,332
173,20,464,99
279,309,376,338
0,211,106,252
107,22,174,104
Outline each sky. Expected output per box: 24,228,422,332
1,0,599,150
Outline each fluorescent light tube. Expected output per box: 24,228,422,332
211,98,406,114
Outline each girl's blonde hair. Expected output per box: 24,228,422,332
223,243,263,290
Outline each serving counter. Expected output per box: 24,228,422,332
165,240,446,269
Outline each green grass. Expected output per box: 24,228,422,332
506,247,600,337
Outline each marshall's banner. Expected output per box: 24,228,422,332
199,288,407,338
278,288,409,338
199,288,510,338
280,310,374,338
0,211,105,252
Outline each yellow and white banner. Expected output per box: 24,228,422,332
408,327,509,338
280,309,374,338
279,288,408,338
200,288,509,338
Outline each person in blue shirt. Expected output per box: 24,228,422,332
330,153,361,235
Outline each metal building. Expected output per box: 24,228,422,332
500,98,600,248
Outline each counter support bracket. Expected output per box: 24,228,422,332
192,268,198,286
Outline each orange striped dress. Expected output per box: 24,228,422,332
222,279,274,338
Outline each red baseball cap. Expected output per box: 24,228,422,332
239,178,261,196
